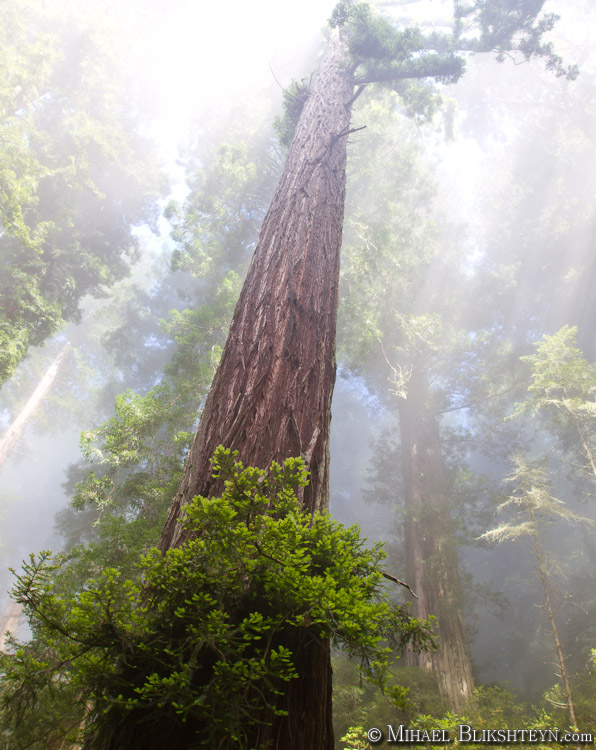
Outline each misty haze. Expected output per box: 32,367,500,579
0,0,594,747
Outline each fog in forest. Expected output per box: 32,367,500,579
1,0,595,746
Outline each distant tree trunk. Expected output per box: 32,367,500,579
0,600,23,652
532,531,578,731
399,366,475,713
0,343,69,470
157,28,354,749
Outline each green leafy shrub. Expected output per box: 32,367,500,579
0,448,432,749
333,658,446,745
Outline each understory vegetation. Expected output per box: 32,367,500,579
0,450,433,748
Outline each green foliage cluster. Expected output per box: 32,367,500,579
166,142,270,278
273,78,311,149
328,0,576,110
492,327,596,687
481,455,592,546
333,658,448,745
469,0,578,78
511,326,596,484
0,0,166,385
544,676,596,733
0,449,433,749
341,4,465,86
331,4,455,125
516,326,596,414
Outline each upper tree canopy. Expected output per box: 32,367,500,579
276,1,575,151
330,0,576,85
0,0,166,386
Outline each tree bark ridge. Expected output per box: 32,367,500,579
160,29,353,550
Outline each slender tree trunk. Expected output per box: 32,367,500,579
399,367,475,713
532,532,578,731
0,345,69,653
0,600,23,652
0,343,69,469
158,28,354,749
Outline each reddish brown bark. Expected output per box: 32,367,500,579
157,28,354,749
160,30,353,553
399,367,475,713
253,633,334,750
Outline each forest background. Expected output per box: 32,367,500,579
1,0,596,747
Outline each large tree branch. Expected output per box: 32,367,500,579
354,54,465,85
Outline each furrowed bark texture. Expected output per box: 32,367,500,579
157,28,353,750
160,29,353,548
399,369,475,714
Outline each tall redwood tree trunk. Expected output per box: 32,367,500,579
159,28,353,749
399,366,475,713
